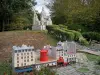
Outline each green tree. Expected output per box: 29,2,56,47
0,0,36,31
50,0,100,32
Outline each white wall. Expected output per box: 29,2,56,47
12,45,35,68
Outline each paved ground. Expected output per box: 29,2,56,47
56,66,80,75
56,53,100,75
79,50,100,56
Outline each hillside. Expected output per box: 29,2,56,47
0,31,57,62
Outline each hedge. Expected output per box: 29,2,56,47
46,25,89,45
82,32,100,41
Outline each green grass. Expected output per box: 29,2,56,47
46,34,58,46
0,62,12,75
85,53,99,61
77,67,89,73
43,30,58,46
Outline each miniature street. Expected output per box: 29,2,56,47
55,53,100,75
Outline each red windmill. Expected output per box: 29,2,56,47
40,49,48,62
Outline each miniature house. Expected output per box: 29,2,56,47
12,41,76,73
56,41,76,63
12,45,35,69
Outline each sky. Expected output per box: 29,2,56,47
35,0,50,15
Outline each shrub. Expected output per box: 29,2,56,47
7,16,30,31
46,25,88,45
67,24,88,32
82,32,100,41
64,31,75,41
79,37,89,46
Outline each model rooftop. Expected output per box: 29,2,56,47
13,44,34,51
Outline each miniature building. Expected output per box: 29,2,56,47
12,45,35,68
43,45,56,59
56,41,64,59
32,7,52,30
56,41,76,63
40,49,48,62
12,41,76,73
63,41,76,62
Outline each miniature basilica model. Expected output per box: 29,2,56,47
12,41,76,73
32,7,52,30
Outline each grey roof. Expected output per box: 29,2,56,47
13,44,34,50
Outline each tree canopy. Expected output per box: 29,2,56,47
50,0,100,32
0,0,36,31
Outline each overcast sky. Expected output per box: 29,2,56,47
35,0,50,15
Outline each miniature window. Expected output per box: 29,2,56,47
27,56,29,58
32,49,34,51
31,52,33,55
22,50,24,52
29,49,31,51
24,63,26,66
18,50,21,52
31,59,33,61
24,57,26,59
25,49,27,52
21,57,23,59
31,56,33,58
27,59,29,62
17,61,19,63
15,50,17,53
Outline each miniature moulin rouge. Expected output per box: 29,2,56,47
12,41,76,73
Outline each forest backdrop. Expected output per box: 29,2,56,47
49,0,100,42
0,0,100,42
0,0,36,31
50,0,100,32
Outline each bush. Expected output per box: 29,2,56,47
7,15,30,31
47,25,89,45
65,30,82,41
82,32,100,41
67,24,88,32
79,37,89,46
64,31,75,41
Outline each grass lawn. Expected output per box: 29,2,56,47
77,67,89,73
85,53,99,61
0,62,12,75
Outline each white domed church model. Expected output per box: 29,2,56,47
32,7,52,30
